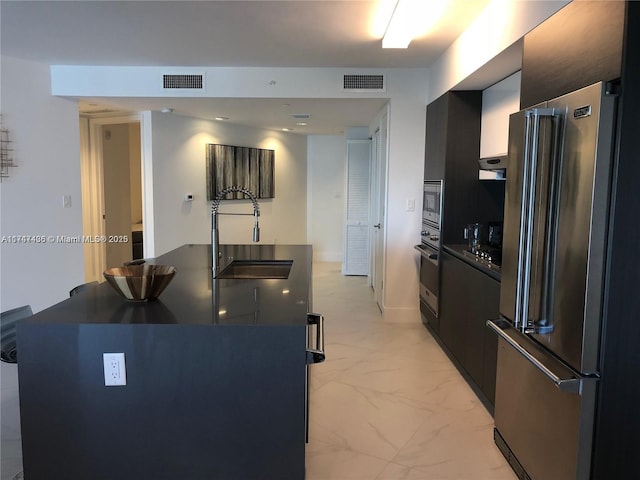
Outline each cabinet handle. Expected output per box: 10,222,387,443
306,313,325,364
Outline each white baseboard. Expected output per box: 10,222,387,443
313,251,343,263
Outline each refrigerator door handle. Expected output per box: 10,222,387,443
487,319,582,394
514,111,535,329
516,108,557,333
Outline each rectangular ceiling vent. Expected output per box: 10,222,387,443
343,74,385,92
162,74,204,89
292,113,311,119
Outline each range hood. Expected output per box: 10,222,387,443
479,154,507,180
479,154,507,170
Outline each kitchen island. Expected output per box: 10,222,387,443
16,244,316,480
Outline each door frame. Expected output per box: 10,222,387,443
80,113,147,282
370,110,389,312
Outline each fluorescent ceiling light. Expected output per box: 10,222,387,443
380,0,448,48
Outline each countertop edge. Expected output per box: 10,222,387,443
443,244,502,282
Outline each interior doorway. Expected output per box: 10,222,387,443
79,114,144,282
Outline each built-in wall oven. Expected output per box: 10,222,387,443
422,181,442,226
415,180,443,320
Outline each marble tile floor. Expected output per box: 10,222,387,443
305,262,516,480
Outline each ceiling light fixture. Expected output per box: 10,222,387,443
379,0,448,49
282,128,294,132
215,116,229,121
296,122,308,126
160,107,174,113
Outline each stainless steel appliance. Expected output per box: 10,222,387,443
487,82,617,480
422,180,442,226
416,180,443,318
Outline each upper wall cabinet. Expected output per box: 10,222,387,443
424,93,447,181
424,91,480,182
424,91,505,244
520,0,625,108
480,71,521,159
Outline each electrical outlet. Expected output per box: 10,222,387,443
103,353,127,386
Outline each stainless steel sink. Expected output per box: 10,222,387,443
215,260,293,279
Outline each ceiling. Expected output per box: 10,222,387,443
1,0,494,135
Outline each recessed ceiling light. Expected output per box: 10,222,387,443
282,128,294,132
215,116,229,121
296,122,308,126
160,107,173,113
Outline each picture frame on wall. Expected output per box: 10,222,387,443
206,144,275,200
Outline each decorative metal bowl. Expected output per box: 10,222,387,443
103,265,176,301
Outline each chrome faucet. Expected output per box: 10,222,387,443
211,186,260,272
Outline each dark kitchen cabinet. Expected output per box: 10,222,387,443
423,91,505,245
438,250,500,407
424,93,447,180
17,245,313,480
520,0,625,109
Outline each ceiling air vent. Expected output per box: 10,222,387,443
162,74,204,89
343,74,385,92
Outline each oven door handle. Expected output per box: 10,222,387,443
414,244,439,265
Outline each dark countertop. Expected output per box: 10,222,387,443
443,244,502,282
25,244,313,326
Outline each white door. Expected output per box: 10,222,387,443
342,139,371,275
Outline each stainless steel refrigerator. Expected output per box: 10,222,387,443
487,81,617,480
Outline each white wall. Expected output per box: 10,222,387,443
0,56,84,314
307,135,345,262
148,112,308,256
428,0,568,101
382,90,426,322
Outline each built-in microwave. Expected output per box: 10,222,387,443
423,180,442,227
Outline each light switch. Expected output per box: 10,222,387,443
405,198,415,212
63,195,72,208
